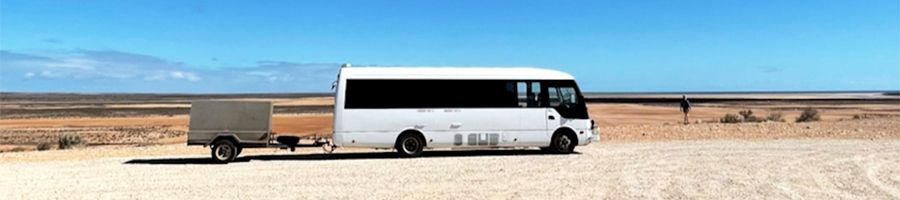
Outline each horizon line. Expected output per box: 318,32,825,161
1,90,898,95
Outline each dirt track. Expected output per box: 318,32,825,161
2,139,898,199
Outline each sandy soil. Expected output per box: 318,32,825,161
0,114,331,134
0,115,331,151
1,139,898,199
604,117,900,141
2,100,898,152
588,103,900,127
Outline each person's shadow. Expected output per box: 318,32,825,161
123,149,579,165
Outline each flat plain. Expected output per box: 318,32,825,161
1,92,899,199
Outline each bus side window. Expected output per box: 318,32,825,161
516,82,528,107
548,87,561,107
515,81,542,107
558,87,578,105
530,82,541,107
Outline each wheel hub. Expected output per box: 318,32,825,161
403,138,419,153
558,136,571,151
215,145,233,160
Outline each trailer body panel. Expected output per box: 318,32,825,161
187,101,273,145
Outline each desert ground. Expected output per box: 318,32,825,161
1,92,899,199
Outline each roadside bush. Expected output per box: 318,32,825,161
796,108,821,123
720,114,742,123
36,143,52,151
719,110,785,123
58,134,85,149
766,112,785,122
738,109,763,122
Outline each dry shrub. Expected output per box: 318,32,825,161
720,110,783,123
36,143,52,151
796,108,821,123
58,134,85,149
738,109,764,122
766,112,785,122
720,114,742,123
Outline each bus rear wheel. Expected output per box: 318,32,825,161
395,134,424,157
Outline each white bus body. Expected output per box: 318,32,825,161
332,67,598,155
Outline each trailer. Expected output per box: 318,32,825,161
187,100,332,162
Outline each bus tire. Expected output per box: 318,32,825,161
211,139,238,163
395,133,424,157
549,131,576,154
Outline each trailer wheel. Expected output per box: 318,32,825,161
549,132,576,154
395,133,424,157
211,140,238,163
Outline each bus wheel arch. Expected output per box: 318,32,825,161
395,129,426,157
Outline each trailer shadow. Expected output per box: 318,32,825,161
123,149,579,165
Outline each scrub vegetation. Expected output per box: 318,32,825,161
796,108,821,123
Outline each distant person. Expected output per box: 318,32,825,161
680,95,691,125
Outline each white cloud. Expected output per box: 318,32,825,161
1,50,191,80
40,70,65,78
0,50,340,92
169,71,201,81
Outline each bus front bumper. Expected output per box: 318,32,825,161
587,127,600,144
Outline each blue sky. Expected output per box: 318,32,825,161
1,0,898,93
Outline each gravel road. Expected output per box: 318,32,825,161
3,139,899,199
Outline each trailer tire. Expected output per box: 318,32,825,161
211,140,238,163
395,133,424,157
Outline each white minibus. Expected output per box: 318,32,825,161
332,66,598,156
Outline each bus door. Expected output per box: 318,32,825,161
512,81,549,146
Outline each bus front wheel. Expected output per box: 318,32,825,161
548,132,576,154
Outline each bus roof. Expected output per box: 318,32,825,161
340,67,575,80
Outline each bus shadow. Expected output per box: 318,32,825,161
123,149,579,165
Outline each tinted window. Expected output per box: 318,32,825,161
548,87,578,107
516,82,527,107
515,81,542,108
543,80,589,119
345,80,518,108
547,87,560,106
345,79,588,119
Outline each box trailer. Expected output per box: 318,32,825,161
187,100,330,162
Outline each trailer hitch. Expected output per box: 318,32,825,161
320,139,336,154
